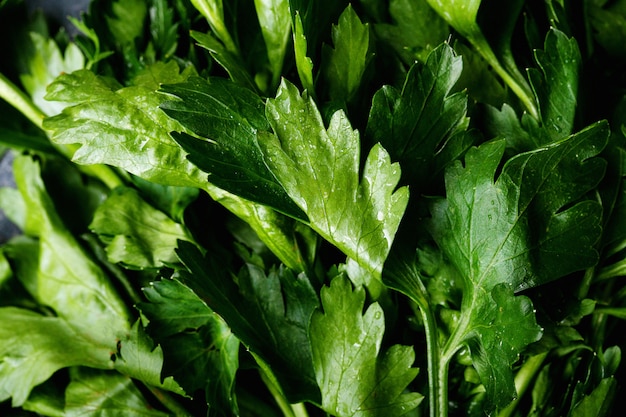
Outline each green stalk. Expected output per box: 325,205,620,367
468,34,539,120
0,72,124,190
258,367,309,417
410,285,444,417
144,384,192,417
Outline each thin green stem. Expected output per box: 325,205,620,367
469,34,539,120
410,283,444,417
0,72,46,129
144,384,192,417
258,366,309,417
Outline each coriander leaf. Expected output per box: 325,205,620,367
259,79,409,278
375,0,449,64
528,28,581,143
254,0,291,88
588,0,626,60
0,307,113,407
12,154,130,347
114,320,185,396
159,76,306,221
138,278,213,339
366,43,470,190
322,5,371,103
310,275,422,416
176,240,320,403
89,186,195,269
65,368,171,417
43,62,206,188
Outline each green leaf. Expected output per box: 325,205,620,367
138,277,239,416
375,0,449,64
65,368,171,417
105,0,148,47
0,307,113,407
322,5,371,103
366,43,470,190
528,28,581,142
19,32,84,116
310,275,422,416
12,154,130,347
259,80,409,278
176,240,320,403
570,377,617,417
191,0,238,54
89,186,195,269
161,319,240,417
254,0,291,88
43,62,205,188
138,278,213,339
588,0,626,60
191,31,257,91
159,76,306,221
149,0,179,60
114,320,185,396
292,11,315,94
428,122,608,408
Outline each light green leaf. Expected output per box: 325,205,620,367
19,32,84,116
65,368,171,417
106,0,148,47
43,62,205,188
310,276,422,416
191,0,238,54
259,80,409,278
12,154,130,347
0,307,113,407
254,0,291,88
90,186,195,269
292,11,315,94
323,5,371,102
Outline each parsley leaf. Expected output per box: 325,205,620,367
310,275,422,416
259,79,409,278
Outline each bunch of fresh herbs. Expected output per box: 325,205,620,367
1,0,626,416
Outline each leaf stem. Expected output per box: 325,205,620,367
410,289,445,417
258,365,309,417
468,34,539,120
0,72,46,129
